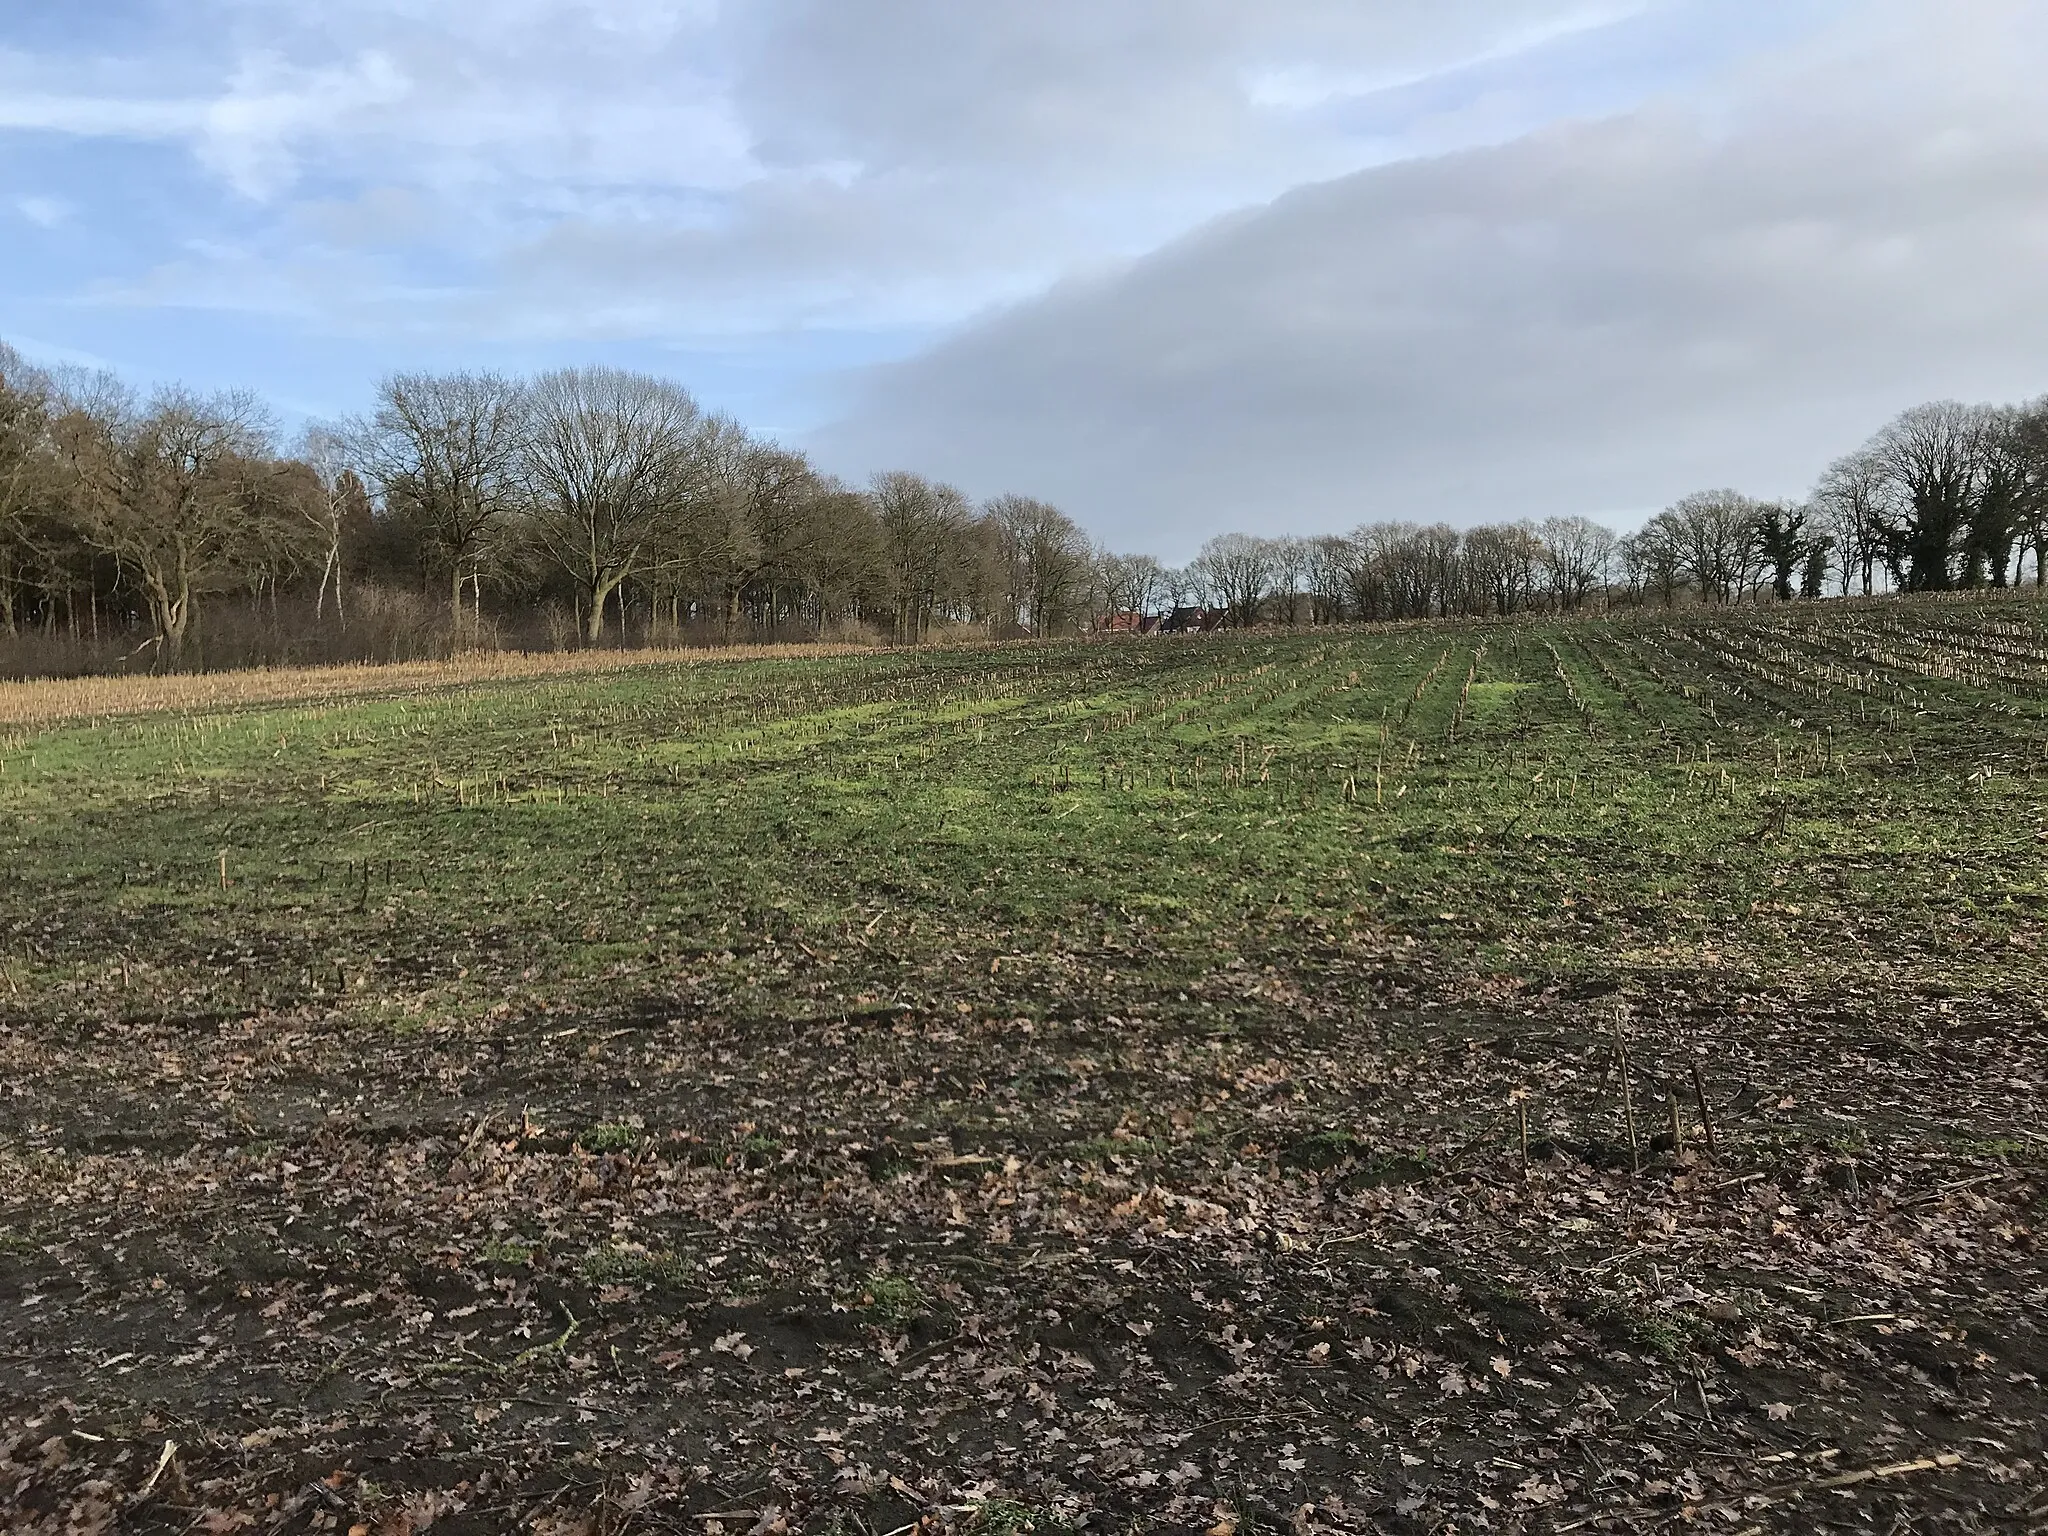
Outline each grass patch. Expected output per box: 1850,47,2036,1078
966,1499,1077,1534
1069,1133,1168,1166
579,1244,691,1290
1282,1128,1363,1171
580,1122,641,1152
859,1273,924,1325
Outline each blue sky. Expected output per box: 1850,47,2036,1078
4,1,2042,554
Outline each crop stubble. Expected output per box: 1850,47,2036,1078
2,597,2045,1533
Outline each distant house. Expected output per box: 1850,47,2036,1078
1095,610,1158,634
1158,606,1225,633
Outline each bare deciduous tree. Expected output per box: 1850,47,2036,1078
54,386,312,664
1463,522,1543,615
297,424,375,630
521,367,704,643
990,495,1089,635
0,344,57,637
1811,449,1890,596
1096,551,1164,625
1304,535,1352,624
2014,397,2048,587
1650,490,1761,604
1193,532,1275,627
871,471,974,643
1267,536,1311,625
1866,401,1987,592
1622,519,1686,607
353,371,527,632
1537,515,1617,610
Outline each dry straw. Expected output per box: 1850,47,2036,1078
0,643,871,730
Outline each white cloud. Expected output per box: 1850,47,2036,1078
14,196,70,227
0,91,200,139
812,0,2048,555
1242,4,1653,111
193,50,412,198
0,0,1691,334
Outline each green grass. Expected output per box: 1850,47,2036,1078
966,1497,1077,1534
859,1273,924,1325
579,1243,690,1290
1069,1133,1169,1167
2,600,2045,1042
580,1122,641,1152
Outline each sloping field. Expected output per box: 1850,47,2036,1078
2,598,2044,1534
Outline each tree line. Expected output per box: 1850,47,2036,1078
0,351,1111,671
1177,396,2047,626
1,339,2043,675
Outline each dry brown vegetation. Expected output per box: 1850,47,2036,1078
0,641,874,730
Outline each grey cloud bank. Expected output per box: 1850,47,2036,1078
813,0,2048,559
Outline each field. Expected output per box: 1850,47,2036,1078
2,597,2045,1535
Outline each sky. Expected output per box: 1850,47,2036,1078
3,0,2045,559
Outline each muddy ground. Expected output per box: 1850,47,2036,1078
4,937,2044,1534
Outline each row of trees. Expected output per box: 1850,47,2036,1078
2,337,2044,672
0,349,1114,666
1172,517,1620,629
1626,400,2048,607
1173,395,2047,626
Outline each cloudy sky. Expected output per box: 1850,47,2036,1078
3,0,2043,556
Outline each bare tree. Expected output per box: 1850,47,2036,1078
1464,522,1543,615
1623,519,1687,607
990,495,1089,635
521,368,704,643
1810,449,1890,596
740,444,833,633
1097,551,1165,624
1192,533,1275,627
871,471,973,643
1343,524,1397,620
0,344,57,637
2015,397,2048,587
1865,401,1988,592
297,424,377,630
1267,536,1311,625
805,485,884,634
1537,515,1617,610
353,371,527,631
1657,490,1761,604
1161,564,1202,614
698,438,837,636
1304,535,1352,623
1418,524,1466,617
54,386,311,663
